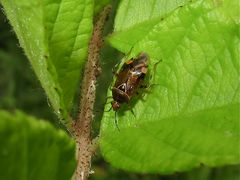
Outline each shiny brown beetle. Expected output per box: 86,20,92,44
110,52,149,130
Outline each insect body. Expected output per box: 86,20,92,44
111,52,149,111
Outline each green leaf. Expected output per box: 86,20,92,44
0,110,76,180
114,0,190,32
101,0,240,174
0,0,94,122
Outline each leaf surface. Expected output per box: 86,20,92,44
0,110,76,180
100,0,240,173
0,0,94,123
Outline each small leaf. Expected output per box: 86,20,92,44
0,0,94,123
101,0,240,173
0,110,76,180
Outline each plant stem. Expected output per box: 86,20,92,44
72,5,112,180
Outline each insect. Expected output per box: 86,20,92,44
110,52,149,130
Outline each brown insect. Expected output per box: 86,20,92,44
110,52,149,130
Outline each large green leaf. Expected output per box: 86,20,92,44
0,110,76,180
0,0,94,123
100,0,240,173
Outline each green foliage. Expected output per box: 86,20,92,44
0,0,94,123
1,0,239,177
0,110,76,180
100,0,240,173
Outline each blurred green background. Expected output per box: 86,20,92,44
0,4,239,180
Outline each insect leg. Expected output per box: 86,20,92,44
152,59,162,83
124,46,134,61
114,111,120,131
112,62,121,75
104,106,112,112
111,46,134,75
127,103,136,118
112,46,134,75
130,109,136,118
140,60,162,91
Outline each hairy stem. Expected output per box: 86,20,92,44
72,5,112,180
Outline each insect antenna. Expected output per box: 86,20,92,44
104,106,112,112
130,109,136,118
114,111,120,132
